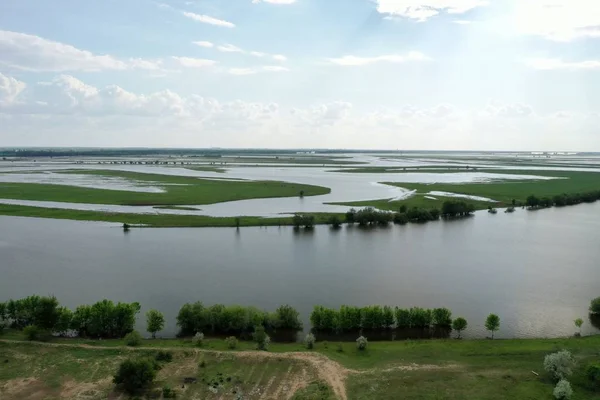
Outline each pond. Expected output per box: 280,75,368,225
2,202,599,340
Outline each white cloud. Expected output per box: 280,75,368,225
513,1,600,41
252,0,296,4
217,44,244,53
525,58,600,70
204,42,287,62
272,54,287,62
374,0,488,21
328,51,430,66
228,66,290,75
171,56,217,68
182,11,235,28
193,41,214,48
0,30,162,72
0,72,27,106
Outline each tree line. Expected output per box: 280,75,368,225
176,303,302,336
310,305,455,332
526,190,600,209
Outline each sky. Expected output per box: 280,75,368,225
0,0,599,151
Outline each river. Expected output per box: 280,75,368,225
1,202,599,339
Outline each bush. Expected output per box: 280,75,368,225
162,385,177,398
544,350,575,381
304,333,316,349
113,359,158,395
253,326,270,351
124,331,142,347
23,325,43,341
553,379,573,400
192,332,204,347
591,297,600,314
393,212,408,225
327,216,342,229
336,344,343,353
356,336,368,351
587,363,600,388
225,336,238,350
155,351,173,363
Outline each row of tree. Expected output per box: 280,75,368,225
176,303,302,336
0,296,140,338
526,190,600,209
310,305,455,332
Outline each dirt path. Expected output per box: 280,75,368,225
0,339,456,400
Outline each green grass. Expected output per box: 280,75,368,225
1,335,599,399
331,169,600,212
0,204,344,227
0,169,330,206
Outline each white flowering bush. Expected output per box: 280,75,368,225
192,332,204,347
304,333,316,350
544,350,575,380
356,336,368,351
553,379,573,400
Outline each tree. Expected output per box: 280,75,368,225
253,325,270,351
526,195,540,208
485,314,500,339
553,380,573,400
590,297,600,314
55,307,73,336
113,359,158,394
146,309,165,339
382,306,394,329
327,216,342,229
273,305,303,330
432,308,452,326
544,350,575,381
574,318,583,336
452,317,468,339
587,363,600,389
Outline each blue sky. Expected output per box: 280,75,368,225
0,0,599,150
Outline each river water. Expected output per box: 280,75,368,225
1,202,599,339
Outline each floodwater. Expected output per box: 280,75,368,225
1,202,599,339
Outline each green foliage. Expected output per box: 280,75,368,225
345,208,356,224
293,214,315,229
253,325,270,351
273,304,303,330
354,207,393,226
356,336,368,351
304,333,316,349
441,200,475,218
5,295,61,330
327,215,342,228
526,195,540,208
113,358,158,395
382,306,394,329
154,351,173,363
432,308,452,326
176,302,207,336
587,363,600,389
146,309,165,338
394,308,411,328
404,207,441,222
392,212,408,225
225,336,238,349
362,306,384,329
162,385,177,398
590,297,600,314
485,314,500,339
409,307,433,328
452,317,468,338
544,350,575,381
70,300,140,338
553,379,573,400
574,318,584,334
54,307,73,335
23,325,43,341
124,331,143,347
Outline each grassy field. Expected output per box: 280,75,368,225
331,169,600,212
1,334,599,399
0,169,330,206
0,204,345,228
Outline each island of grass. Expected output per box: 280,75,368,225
0,169,330,206
1,333,600,399
330,169,600,212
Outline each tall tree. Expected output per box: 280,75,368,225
146,309,165,339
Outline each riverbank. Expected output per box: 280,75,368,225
1,335,599,399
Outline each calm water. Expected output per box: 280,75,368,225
1,203,599,339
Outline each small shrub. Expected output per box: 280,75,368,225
192,332,204,347
124,331,142,347
587,363,600,388
304,333,316,350
253,326,270,351
553,379,573,400
356,336,368,351
162,385,177,398
335,344,343,353
544,350,575,381
23,325,42,341
155,351,173,363
322,340,328,349
199,360,206,368
225,336,238,350
113,359,158,394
